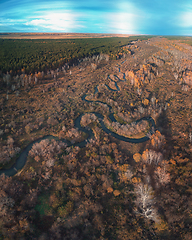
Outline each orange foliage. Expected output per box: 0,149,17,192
143,98,149,106
133,153,141,163
119,164,129,172
131,177,141,184
150,130,165,149
170,159,176,165
107,187,113,193
113,190,121,196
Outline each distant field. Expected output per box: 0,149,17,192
164,35,192,46
0,32,133,39
182,39,192,46
164,35,192,40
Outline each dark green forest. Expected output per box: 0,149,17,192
0,36,150,74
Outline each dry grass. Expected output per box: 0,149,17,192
0,32,132,39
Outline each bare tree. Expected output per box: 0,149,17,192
34,76,38,84
134,183,158,222
154,165,170,187
142,149,163,165
91,63,97,70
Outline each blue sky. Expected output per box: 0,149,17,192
0,0,192,35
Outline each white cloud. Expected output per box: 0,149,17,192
100,1,147,34
180,11,192,27
0,18,26,25
105,12,136,33
0,0,148,33
27,12,84,31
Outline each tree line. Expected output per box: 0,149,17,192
0,36,150,75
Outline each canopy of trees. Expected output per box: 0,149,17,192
0,36,150,74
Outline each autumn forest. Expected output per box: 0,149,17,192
0,35,192,239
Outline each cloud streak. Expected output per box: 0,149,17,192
27,12,84,32
180,11,192,28
0,0,192,35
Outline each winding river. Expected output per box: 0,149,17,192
0,61,155,177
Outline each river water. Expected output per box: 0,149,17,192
0,62,155,176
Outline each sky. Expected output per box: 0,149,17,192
0,0,192,35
